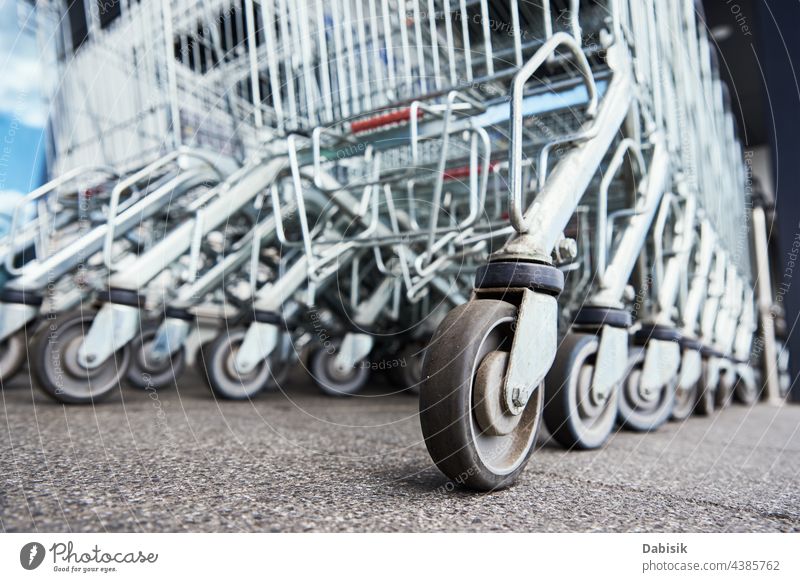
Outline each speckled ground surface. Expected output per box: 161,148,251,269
1,369,798,532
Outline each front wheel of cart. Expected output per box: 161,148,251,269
617,348,675,432
201,328,273,400
309,345,369,396
126,323,185,390
419,300,542,491
543,333,619,450
0,330,27,383
30,311,130,404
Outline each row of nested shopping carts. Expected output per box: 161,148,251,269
0,0,790,490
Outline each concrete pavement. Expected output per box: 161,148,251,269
1,370,798,532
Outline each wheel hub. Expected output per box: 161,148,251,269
638,383,659,403
326,356,357,383
64,336,96,377
473,351,524,436
582,363,610,407
228,343,260,381
141,341,171,373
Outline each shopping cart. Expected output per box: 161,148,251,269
419,0,762,489
0,166,119,381
14,0,774,492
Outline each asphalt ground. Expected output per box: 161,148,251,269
1,368,799,532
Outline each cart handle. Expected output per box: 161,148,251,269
596,138,645,284
102,148,225,269
5,165,119,275
508,32,598,234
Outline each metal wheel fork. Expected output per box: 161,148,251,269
499,288,558,417
332,275,396,371
641,339,682,396
590,325,629,404
78,303,140,369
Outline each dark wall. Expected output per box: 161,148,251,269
702,0,800,400
752,1,800,400
701,0,767,146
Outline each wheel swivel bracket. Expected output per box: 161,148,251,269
503,288,558,415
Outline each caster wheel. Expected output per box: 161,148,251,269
126,323,185,390
716,365,735,409
617,348,675,431
419,299,542,491
544,333,619,450
0,331,27,383
777,342,791,398
695,357,717,416
733,369,759,405
200,328,275,400
310,345,369,396
779,372,791,399
387,342,426,394
671,382,698,421
30,311,130,404
266,356,291,390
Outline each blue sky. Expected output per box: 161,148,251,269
0,0,49,224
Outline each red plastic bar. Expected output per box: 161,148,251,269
443,161,498,181
350,108,423,134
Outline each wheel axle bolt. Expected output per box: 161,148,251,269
557,237,578,262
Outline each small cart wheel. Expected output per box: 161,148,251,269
265,356,291,390
201,328,273,400
126,323,185,390
30,311,130,404
419,299,542,491
0,330,27,383
617,348,675,432
695,357,717,416
387,342,426,394
544,333,619,450
716,364,735,409
309,344,369,396
671,380,698,421
733,369,759,405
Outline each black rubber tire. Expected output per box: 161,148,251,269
200,328,273,400
695,357,717,416
309,344,369,396
419,299,542,491
776,340,791,398
126,323,185,390
671,382,698,421
716,365,735,409
386,342,427,395
0,331,27,384
544,333,619,450
733,370,759,405
30,311,130,404
266,356,291,390
672,349,701,421
617,348,675,432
